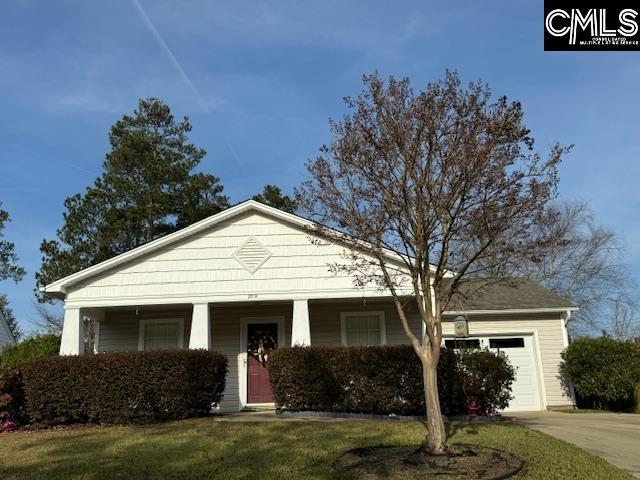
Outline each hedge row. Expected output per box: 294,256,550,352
21,350,228,425
0,333,61,371
268,346,515,416
560,337,640,411
0,370,27,431
1,333,62,431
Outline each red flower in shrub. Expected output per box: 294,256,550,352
2,419,16,432
467,400,480,416
2,393,13,404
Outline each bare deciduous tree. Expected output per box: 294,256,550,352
32,301,64,333
606,296,640,340
297,71,569,454
504,201,636,335
32,301,97,353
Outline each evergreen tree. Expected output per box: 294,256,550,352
37,98,229,301
252,184,296,213
0,202,25,340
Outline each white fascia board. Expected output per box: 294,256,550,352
43,201,257,293
60,287,408,309
443,306,579,316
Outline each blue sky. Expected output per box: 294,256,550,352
0,0,639,333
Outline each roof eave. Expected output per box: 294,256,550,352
443,306,578,316
43,201,259,293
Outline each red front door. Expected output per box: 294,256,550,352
247,323,278,404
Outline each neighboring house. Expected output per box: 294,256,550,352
0,307,17,350
42,200,575,412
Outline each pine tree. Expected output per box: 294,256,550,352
37,98,229,301
252,185,296,213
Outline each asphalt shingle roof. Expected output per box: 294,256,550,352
444,278,575,312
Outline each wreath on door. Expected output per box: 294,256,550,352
248,329,277,365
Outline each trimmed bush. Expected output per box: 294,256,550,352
0,370,27,431
0,333,61,371
560,337,640,411
458,350,515,415
0,333,61,430
21,350,228,425
268,346,514,416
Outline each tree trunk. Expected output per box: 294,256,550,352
423,358,447,454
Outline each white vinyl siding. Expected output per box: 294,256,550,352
442,313,572,408
310,300,422,347
341,312,386,346
98,308,191,352
313,304,570,409
94,301,569,412
210,302,292,412
64,211,408,306
139,319,183,351
0,315,14,348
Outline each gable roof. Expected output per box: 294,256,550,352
42,201,575,315
42,200,409,295
444,278,576,314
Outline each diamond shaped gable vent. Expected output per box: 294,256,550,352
233,237,272,273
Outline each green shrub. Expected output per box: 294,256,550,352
268,346,513,416
0,333,61,371
267,346,341,412
21,350,228,425
0,370,28,431
458,350,515,415
560,337,640,411
0,333,61,429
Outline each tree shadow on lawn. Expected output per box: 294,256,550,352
446,421,480,439
3,419,628,480
0,418,426,480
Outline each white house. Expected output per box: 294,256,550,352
0,308,17,350
42,200,575,412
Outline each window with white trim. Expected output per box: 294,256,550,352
341,312,386,346
138,319,184,351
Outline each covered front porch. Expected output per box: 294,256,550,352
60,298,420,412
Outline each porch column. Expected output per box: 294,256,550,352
189,303,211,350
86,309,105,354
291,299,311,346
60,307,84,355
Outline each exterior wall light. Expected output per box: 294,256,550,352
453,315,469,338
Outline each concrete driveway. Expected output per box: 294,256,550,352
514,411,640,478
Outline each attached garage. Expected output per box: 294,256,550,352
442,279,576,412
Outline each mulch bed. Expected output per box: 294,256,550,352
333,444,524,479
277,409,511,423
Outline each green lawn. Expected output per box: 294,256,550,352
0,418,633,480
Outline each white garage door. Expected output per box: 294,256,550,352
444,334,542,412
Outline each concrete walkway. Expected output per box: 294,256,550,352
211,410,416,423
213,410,313,422
514,411,640,478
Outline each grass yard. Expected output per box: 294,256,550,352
0,418,633,480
